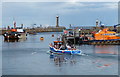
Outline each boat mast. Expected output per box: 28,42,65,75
13,18,16,29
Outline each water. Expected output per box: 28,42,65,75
1,32,119,75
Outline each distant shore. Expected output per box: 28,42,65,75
0,26,120,35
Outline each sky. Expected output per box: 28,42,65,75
1,2,119,28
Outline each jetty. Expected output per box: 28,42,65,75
61,25,120,45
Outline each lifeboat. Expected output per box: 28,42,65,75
79,28,120,45
94,28,120,40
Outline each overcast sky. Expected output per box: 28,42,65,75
2,2,118,28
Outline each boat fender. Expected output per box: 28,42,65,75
4,34,7,36
7,36,9,38
62,51,64,53
15,34,17,36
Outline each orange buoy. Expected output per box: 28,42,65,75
40,37,44,40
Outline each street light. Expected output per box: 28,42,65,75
79,28,81,45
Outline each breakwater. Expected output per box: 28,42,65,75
0,27,66,35
26,27,66,32
1,26,120,35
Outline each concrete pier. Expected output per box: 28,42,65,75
1,27,66,35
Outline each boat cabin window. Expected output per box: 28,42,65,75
11,32,18,34
102,33,115,35
53,41,63,48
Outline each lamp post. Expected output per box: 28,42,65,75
79,29,81,44
74,28,76,45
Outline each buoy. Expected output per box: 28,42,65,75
52,34,54,37
40,37,44,40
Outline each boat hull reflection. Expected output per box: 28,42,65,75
4,38,27,42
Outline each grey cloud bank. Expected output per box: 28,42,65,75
2,2,118,28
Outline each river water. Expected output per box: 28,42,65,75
1,32,119,75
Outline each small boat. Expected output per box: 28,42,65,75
49,41,82,55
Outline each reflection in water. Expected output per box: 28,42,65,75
94,45,118,55
4,38,27,42
92,59,117,69
50,54,77,67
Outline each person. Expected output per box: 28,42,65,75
59,45,66,50
66,44,71,50
71,44,74,48
71,45,76,50
54,44,59,49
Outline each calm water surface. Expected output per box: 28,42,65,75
2,32,119,75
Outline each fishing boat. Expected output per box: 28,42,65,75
49,41,82,55
3,28,27,40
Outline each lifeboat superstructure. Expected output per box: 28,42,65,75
94,28,120,40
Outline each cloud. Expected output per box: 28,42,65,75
103,3,118,9
59,2,118,13
2,2,118,16
2,2,118,27
2,0,120,2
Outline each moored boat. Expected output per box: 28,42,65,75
3,28,27,40
79,28,120,45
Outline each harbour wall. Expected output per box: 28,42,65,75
1,26,120,35
0,27,66,35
